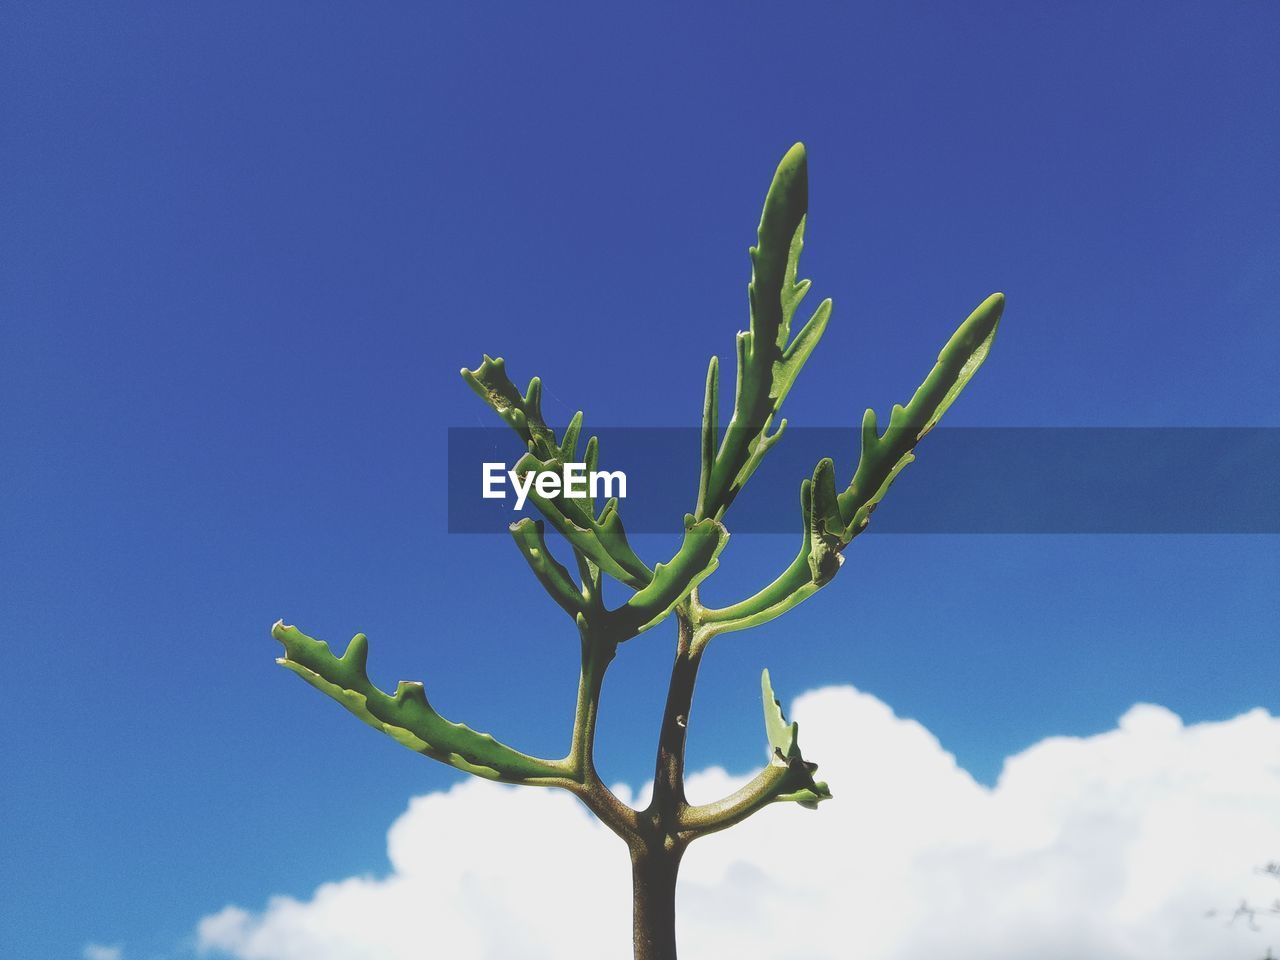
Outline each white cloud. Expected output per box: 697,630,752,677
198,687,1280,959
83,945,123,960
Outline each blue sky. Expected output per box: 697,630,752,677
2,3,1278,958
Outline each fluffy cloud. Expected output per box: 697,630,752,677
82,945,123,960
198,686,1280,959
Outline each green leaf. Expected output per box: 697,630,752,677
804,462,845,587
274,622,566,783
779,216,812,339
696,356,720,515
509,518,585,618
761,668,800,760
511,451,652,589
463,359,651,588
607,518,728,635
797,292,1004,584
761,669,831,808
837,291,1004,526
460,355,559,460
559,410,584,461
771,296,831,410
699,143,832,520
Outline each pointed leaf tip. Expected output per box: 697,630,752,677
768,144,808,202
343,633,369,669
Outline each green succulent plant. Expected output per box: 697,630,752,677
274,142,1004,959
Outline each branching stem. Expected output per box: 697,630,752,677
680,763,790,835
646,606,701,833
568,630,614,776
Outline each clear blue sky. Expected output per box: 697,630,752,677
2,3,1277,958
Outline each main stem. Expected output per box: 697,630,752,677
632,605,703,960
631,841,684,960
